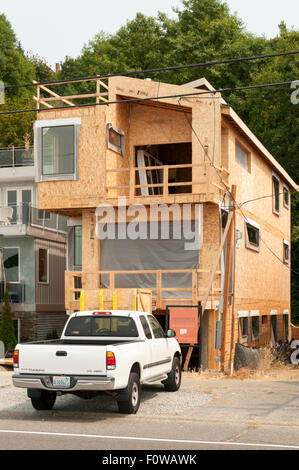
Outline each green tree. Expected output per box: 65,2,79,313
0,289,17,352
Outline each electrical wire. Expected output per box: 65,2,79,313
0,80,296,116
3,50,299,91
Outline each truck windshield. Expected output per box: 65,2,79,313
64,315,139,337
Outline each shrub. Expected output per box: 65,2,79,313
0,289,17,352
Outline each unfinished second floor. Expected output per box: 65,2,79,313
32,75,297,237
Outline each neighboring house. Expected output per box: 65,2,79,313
31,75,297,371
0,146,68,342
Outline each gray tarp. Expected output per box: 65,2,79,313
100,222,199,298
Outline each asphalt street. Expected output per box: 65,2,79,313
0,370,299,451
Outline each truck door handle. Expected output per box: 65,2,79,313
56,351,67,356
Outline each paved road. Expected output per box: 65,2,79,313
0,370,299,451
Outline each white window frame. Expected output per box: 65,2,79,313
283,239,290,264
238,311,249,343
38,248,49,284
235,140,250,172
107,123,125,156
283,184,290,209
34,118,81,182
272,172,280,216
244,217,260,252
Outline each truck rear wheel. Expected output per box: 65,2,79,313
162,356,181,391
30,390,56,410
117,372,141,414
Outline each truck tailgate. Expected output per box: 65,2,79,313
18,344,107,376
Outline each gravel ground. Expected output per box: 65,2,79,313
0,369,212,415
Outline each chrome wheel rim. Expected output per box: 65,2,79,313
175,366,180,385
132,383,139,406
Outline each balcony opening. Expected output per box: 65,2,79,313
135,143,192,196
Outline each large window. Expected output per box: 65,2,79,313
3,248,19,282
42,125,75,176
34,118,81,182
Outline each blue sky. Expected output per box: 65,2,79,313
1,0,298,68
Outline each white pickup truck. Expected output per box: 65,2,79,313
12,310,182,414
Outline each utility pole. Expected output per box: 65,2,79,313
221,185,237,372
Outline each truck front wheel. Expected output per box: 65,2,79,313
117,372,141,414
162,356,181,391
30,390,56,410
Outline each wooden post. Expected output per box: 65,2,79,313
221,185,237,372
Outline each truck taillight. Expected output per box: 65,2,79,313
106,351,116,370
13,350,19,367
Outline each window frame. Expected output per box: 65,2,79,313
238,311,249,343
107,123,125,156
250,310,260,341
283,239,290,264
235,140,250,172
34,118,81,182
245,217,260,252
38,248,49,284
3,246,20,283
283,184,290,209
272,172,280,216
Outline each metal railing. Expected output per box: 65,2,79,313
0,147,34,168
0,203,68,234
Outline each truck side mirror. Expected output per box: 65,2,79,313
167,329,176,338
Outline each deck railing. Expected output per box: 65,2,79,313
65,269,222,311
106,162,229,201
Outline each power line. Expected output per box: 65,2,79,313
0,80,295,116
3,50,299,91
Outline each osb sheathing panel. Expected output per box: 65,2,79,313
226,123,291,237
37,106,107,211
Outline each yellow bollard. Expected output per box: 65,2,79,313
99,290,103,310
80,290,85,311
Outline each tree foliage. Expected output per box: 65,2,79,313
0,289,17,352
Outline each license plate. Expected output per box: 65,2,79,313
53,376,70,388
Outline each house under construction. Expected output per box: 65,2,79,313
32,74,298,371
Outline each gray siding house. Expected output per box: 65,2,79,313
0,146,68,342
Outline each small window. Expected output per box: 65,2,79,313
107,123,124,155
250,312,259,341
283,313,289,341
38,248,48,283
245,219,260,252
148,315,165,339
283,185,290,209
140,315,152,339
238,313,249,343
235,142,249,171
74,226,82,267
283,240,290,264
272,174,280,215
